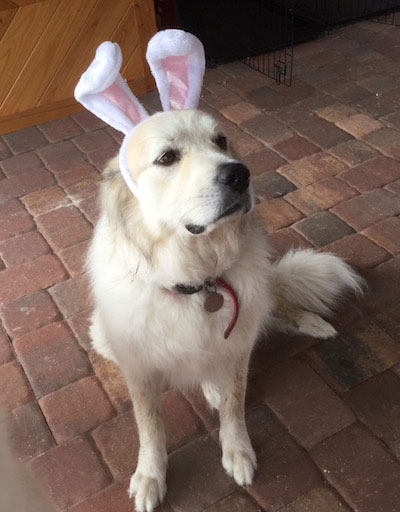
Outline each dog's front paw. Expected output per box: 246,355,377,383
222,445,257,486
129,470,166,512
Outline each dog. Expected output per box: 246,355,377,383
75,30,363,512
87,109,362,512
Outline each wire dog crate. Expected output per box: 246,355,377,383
243,0,400,86
172,0,400,86
241,2,296,86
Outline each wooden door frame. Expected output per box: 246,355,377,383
0,0,156,134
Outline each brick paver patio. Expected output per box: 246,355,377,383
1,20,400,512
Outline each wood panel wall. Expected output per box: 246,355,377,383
0,0,157,134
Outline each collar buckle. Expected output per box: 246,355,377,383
173,283,203,295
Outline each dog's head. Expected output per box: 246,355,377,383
75,30,252,235
124,109,253,235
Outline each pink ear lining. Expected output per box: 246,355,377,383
101,81,143,125
161,55,190,110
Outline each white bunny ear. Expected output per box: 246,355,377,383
74,42,149,135
146,29,205,111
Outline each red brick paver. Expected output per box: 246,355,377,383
38,117,83,144
244,149,287,177
203,491,261,512
307,324,400,393
332,188,400,230
363,216,400,255
36,206,92,251
242,113,294,145
22,186,70,216
167,436,237,512
0,151,44,178
285,176,357,215
1,290,61,339
279,153,348,187
273,135,319,161
0,254,67,304
0,168,55,203
5,401,55,461
329,139,378,166
344,370,400,458
340,155,400,191
30,436,111,509
280,486,352,512
14,322,91,397
0,230,50,267
310,424,400,512
93,391,204,481
321,233,390,268
257,359,355,449
40,376,115,443
1,20,400,512
58,240,91,277
2,126,47,155
257,199,303,232
0,360,34,411
0,200,35,242
246,407,322,510
67,478,136,512
335,113,383,138
293,211,354,247
49,274,90,318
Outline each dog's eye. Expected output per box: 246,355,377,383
156,150,179,166
214,135,228,151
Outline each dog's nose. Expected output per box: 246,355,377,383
216,162,250,194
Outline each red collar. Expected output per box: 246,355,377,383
216,278,239,339
170,277,239,339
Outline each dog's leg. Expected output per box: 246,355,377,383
219,351,256,486
202,381,221,410
126,375,167,512
89,309,117,363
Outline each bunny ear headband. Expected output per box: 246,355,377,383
74,29,206,200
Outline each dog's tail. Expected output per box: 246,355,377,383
270,249,364,339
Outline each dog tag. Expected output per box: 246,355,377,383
204,292,224,312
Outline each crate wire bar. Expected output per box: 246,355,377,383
243,0,400,85
243,1,295,86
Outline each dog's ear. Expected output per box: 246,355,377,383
146,29,205,111
74,42,149,135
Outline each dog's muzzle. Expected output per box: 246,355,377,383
185,163,252,235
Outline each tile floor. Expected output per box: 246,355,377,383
1,19,400,512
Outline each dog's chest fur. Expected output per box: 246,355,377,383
88,211,272,387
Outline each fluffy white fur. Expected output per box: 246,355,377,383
270,249,363,338
75,30,206,202
119,133,142,199
75,27,362,512
87,109,363,512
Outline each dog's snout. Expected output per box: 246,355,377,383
216,162,250,194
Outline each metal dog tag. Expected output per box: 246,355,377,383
204,292,224,312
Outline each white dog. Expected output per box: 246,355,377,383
75,30,362,512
